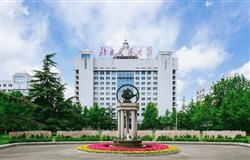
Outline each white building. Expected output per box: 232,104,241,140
196,84,211,102
0,72,32,96
75,40,178,120
0,80,13,93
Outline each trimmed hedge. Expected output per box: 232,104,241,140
139,135,153,141
55,135,101,141
156,135,199,141
202,135,248,143
9,134,51,143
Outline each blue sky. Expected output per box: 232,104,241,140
0,0,249,106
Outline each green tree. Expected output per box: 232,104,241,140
0,91,42,132
141,102,159,129
29,53,83,131
85,103,115,130
210,75,250,132
159,110,172,129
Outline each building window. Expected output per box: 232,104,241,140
142,71,145,75
84,58,87,69
141,82,145,85
173,70,176,74
117,71,134,88
147,82,151,85
147,71,151,75
112,82,116,85
106,82,110,85
141,77,145,80
106,77,110,80
100,77,104,80
100,71,104,75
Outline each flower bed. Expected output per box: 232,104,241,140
76,142,180,154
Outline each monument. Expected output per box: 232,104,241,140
113,84,143,148
77,84,180,154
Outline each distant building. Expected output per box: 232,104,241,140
75,40,178,120
196,84,211,102
0,72,32,96
0,80,13,93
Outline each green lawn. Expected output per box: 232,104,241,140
0,134,9,145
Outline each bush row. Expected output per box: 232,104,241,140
55,135,117,141
9,134,51,143
202,135,248,143
7,134,248,143
156,135,199,141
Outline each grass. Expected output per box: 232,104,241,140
0,134,9,145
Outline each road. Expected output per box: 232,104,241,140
0,144,249,160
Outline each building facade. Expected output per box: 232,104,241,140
196,84,211,102
0,72,32,96
75,41,178,120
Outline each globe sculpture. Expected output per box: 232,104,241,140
113,84,142,148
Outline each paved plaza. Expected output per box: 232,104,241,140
0,144,249,160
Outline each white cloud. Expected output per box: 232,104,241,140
49,1,181,56
0,1,48,79
196,77,208,85
205,1,213,7
230,61,250,80
176,43,226,77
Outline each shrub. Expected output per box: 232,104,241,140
139,135,153,141
101,135,116,141
202,135,248,143
156,135,173,141
174,135,199,141
55,135,101,141
9,134,51,143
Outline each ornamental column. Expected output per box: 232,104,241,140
131,110,135,139
135,110,137,138
126,111,129,138
118,110,121,139
121,110,124,140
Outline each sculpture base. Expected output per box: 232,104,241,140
113,140,143,148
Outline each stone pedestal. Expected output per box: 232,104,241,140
117,103,139,140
